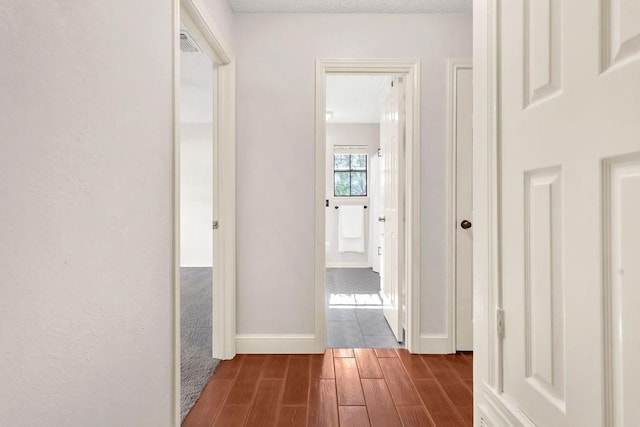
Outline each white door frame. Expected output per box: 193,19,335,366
473,1,532,425
314,59,421,353
172,0,236,424
446,58,473,353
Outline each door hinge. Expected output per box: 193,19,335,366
212,220,219,230
497,308,505,339
377,148,382,157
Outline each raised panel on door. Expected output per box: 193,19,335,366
602,0,640,71
369,156,382,274
523,167,564,410
523,0,561,106
604,154,640,426
498,0,640,425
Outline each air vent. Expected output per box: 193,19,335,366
180,31,201,53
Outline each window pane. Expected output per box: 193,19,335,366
334,154,350,171
334,172,351,196
351,172,367,196
351,154,367,170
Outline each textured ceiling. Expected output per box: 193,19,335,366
228,0,472,14
326,75,390,124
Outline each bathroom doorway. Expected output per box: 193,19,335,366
323,72,411,349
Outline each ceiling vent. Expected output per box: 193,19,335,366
180,30,201,53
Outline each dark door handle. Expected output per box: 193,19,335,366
460,220,472,229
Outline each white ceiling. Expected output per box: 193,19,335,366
228,0,472,13
326,75,390,124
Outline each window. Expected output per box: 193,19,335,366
334,153,367,196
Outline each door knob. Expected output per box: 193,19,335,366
460,220,472,229
378,216,386,222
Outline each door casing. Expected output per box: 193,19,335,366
315,59,421,353
172,0,236,424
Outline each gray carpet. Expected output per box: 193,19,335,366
181,267,220,422
326,268,403,348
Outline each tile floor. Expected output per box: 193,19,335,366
326,268,402,349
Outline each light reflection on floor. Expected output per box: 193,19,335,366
329,293,383,306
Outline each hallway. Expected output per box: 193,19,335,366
183,349,472,426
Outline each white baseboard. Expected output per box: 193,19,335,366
235,334,320,354
419,334,455,354
326,262,371,268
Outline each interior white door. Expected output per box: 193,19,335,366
379,76,405,343
454,64,474,352
498,0,640,425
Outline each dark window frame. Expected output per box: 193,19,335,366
333,153,367,197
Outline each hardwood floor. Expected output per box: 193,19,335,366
183,349,473,427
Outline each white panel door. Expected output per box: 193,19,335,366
455,65,474,352
380,77,405,342
499,0,640,425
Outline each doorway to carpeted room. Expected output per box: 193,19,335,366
180,267,220,421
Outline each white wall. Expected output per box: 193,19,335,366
202,0,234,47
0,0,232,423
235,14,472,337
180,124,214,267
180,48,214,267
325,124,379,267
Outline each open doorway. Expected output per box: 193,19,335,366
324,75,405,349
315,59,421,353
178,21,218,421
173,1,236,424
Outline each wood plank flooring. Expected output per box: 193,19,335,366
183,349,473,427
